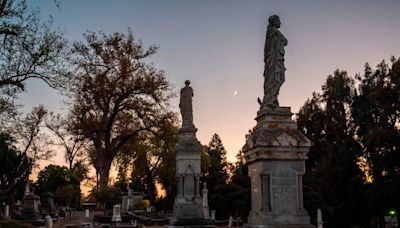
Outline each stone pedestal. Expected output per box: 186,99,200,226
243,107,314,228
22,191,42,220
169,126,210,227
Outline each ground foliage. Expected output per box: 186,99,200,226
297,58,400,228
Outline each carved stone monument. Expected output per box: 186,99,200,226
168,80,212,227
22,181,42,220
243,15,313,228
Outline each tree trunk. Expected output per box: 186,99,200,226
97,159,112,189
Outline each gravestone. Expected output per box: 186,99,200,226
242,15,313,228
4,204,9,219
317,209,323,228
167,81,213,227
112,204,122,222
22,182,42,220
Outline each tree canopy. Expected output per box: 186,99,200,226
66,30,175,189
0,132,31,200
0,0,67,125
297,58,400,227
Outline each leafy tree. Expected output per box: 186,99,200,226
0,132,31,201
352,58,400,225
34,165,80,208
228,150,251,219
298,70,367,227
66,30,174,189
0,0,67,124
10,105,54,171
203,134,229,191
115,117,179,206
203,133,232,219
46,112,87,170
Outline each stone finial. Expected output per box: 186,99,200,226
261,15,288,109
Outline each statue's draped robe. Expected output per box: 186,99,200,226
179,85,194,128
263,25,287,107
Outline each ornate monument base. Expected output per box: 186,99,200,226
168,81,214,228
167,128,214,228
243,107,314,228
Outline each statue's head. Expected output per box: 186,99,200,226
185,80,191,86
268,15,281,28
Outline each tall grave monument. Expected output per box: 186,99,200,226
168,80,210,227
243,15,314,228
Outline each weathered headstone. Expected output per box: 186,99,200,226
112,204,122,222
4,204,9,219
167,81,213,227
85,209,90,219
211,210,216,222
22,181,42,220
243,15,313,228
122,194,129,211
45,215,53,228
317,209,323,228
228,216,233,227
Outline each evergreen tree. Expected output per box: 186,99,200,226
298,70,367,227
352,59,400,225
203,134,229,193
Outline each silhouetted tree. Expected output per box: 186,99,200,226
0,132,31,201
10,105,54,172
0,0,67,125
203,133,232,219
352,58,400,225
298,70,368,227
46,112,87,170
67,30,174,189
34,165,80,208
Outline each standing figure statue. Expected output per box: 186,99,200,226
262,15,288,108
179,80,194,128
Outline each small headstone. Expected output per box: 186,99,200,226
211,210,216,221
45,215,53,228
85,209,90,218
4,205,9,218
317,208,323,228
228,216,233,227
112,204,122,222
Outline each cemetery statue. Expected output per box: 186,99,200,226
262,15,288,108
179,80,194,128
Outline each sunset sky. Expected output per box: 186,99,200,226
21,0,400,165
